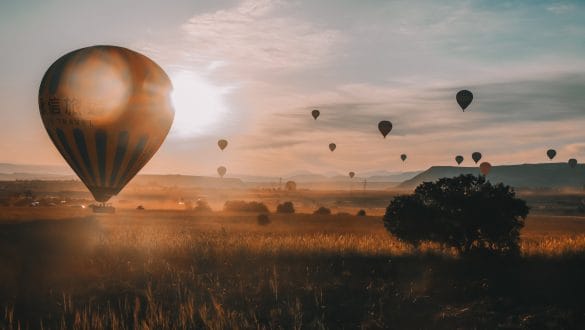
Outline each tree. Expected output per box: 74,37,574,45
257,213,271,226
383,175,529,255
313,206,331,215
276,201,295,214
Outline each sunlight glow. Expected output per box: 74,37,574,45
170,71,231,137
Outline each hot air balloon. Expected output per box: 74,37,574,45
546,149,556,160
569,159,578,168
38,45,174,204
218,139,228,151
479,162,492,176
401,154,407,162
472,152,482,164
285,180,297,191
349,171,355,179
329,143,336,152
378,121,392,138
217,166,227,178
455,155,464,165
456,90,473,111
311,109,320,120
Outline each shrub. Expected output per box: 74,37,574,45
257,213,271,226
193,200,212,213
357,209,367,216
276,201,295,214
224,200,269,213
383,174,529,255
313,206,331,215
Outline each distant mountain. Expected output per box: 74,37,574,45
0,163,71,175
131,174,245,189
400,163,585,189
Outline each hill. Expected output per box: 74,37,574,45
399,163,585,189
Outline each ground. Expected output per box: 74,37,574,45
1,187,585,328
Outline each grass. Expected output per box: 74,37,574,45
1,209,585,328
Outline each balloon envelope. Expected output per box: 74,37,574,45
217,166,227,177
479,162,492,176
329,143,336,152
569,159,578,168
456,90,473,111
285,180,297,191
400,154,407,162
378,121,392,138
38,45,174,202
218,139,228,151
349,171,355,178
455,155,464,165
311,109,320,120
472,152,482,164
546,149,556,160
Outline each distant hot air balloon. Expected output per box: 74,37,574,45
401,154,407,162
217,166,227,178
218,139,228,151
479,162,492,176
349,171,355,179
329,143,336,152
38,45,174,203
311,109,320,120
378,121,393,138
285,180,297,191
569,159,578,168
456,90,473,111
546,149,556,160
472,152,482,164
455,155,464,165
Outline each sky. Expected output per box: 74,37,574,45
1,0,585,177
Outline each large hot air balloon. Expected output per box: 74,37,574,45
38,45,174,203
472,152,482,164
400,154,407,162
546,149,556,160
479,162,492,176
378,121,392,138
329,143,336,152
455,155,464,165
218,139,228,151
217,166,227,178
456,90,473,111
349,171,355,179
311,109,320,120
569,159,578,168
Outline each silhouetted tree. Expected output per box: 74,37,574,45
357,209,367,216
313,206,331,215
257,213,271,226
224,200,269,213
383,175,529,255
193,199,213,213
276,201,295,214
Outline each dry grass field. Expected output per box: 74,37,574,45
1,202,585,329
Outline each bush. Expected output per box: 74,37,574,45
313,206,331,215
383,174,529,255
357,209,367,216
193,200,212,213
257,213,271,226
224,200,269,213
276,201,295,214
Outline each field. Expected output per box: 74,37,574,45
1,187,585,329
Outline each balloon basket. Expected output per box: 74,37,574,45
92,203,115,214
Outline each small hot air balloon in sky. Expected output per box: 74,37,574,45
285,180,297,191
378,120,393,138
546,149,556,160
401,154,407,162
218,139,228,151
456,90,473,111
472,152,482,164
479,162,492,176
329,143,336,152
38,45,174,203
349,171,355,179
569,159,578,168
217,166,227,178
455,155,464,165
311,109,320,120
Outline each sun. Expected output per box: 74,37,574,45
170,71,230,137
